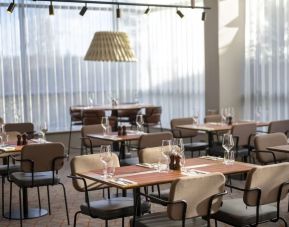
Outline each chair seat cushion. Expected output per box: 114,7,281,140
0,164,20,176
10,171,60,187
184,142,208,151
130,212,196,227
80,197,150,220
212,198,277,226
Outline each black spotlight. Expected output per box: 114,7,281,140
7,1,16,14
116,5,121,18
202,11,207,21
176,9,184,18
79,3,87,16
49,1,54,15
144,7,151,15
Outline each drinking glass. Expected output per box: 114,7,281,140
222,134,234,165
136,114,144,134
159,139,172,172
40,122,48,141
99,145,112,179
172,138,184,155
101,117,109,135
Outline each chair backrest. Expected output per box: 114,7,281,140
204,114,222,123
21,143,65,172
144,106,162,124
254,132,289,163
244,163,289,206
117,108,141,119
81,109,105,125
268,120,289,134
4,123,34,134
139,146,163,163
70,106,84,122
170,117,198,138
70,153,120,192
231,123,256,147
168,173,226,219
0,117,3,125
138,132,173,149
81,124,112,147
0,131,20,142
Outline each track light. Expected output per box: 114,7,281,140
176,9,184,18
116,5,121,18
202,11,206,21
144,6,151,15
49,1,54,15
7,0,16,14
79,3,87,16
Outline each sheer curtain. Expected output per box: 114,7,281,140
244,0,289,121
0,0,205,131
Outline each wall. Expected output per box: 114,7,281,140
218,0,245,120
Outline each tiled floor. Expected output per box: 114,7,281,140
0,148,289,227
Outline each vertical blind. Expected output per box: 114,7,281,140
0,0,205,131
244,0,289,121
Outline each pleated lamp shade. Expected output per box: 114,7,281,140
84,31,136,62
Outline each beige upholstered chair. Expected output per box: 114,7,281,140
132,173,226,227
3,123,34,139
204,114,222,123
0,117,3,125
69,153,150,227
81,124,112,155
170,118,208,157
231,123,256,162
81,109,106,125
253,132,289,164
8,143,69,226
268,119,289,135
213,163,289,226
143,106,163,132
117,108,141,126
138,132,173,151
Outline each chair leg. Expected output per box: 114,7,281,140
9,181,12,219
60,183,70,225
2,177,4,217
47,185,51,214
215,219,218,227
122,217,125,227
37,186,41,210
19,188,23,227
105,220,108,227
68,122,73,156
73,211,82,227
279,217,288,227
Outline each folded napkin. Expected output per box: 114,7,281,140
200,156,223,161
110,178,137,186
0,146,16,152
136,163,158,169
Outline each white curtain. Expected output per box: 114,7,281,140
244,0,289,121
0,0,205,131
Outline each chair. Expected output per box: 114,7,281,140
230,123,256,162
268,119,289,135
138,132,173,150
170,118,208,157
68,106,84,156
81,124,112,155
143,106,163,132
81,109,106,125
117,108,141,127
213,163,289,227
253,132,289,164
132,173,226,227
0,117,3,125
69,153,150,227
8,143,69,226
4,123,34,139
204,114,222,123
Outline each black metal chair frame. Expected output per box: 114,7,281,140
214,182,289,227
7,154,70,227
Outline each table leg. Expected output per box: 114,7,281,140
132,188,141,227
119,141,126,159
207,132,214,155
5,187,48,220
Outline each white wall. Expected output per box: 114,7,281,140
219,0,245,120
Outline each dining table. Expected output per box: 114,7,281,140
0,140,50,220
176,121,269,153
77,156,257,225
87,130,144,159
267,144,289,153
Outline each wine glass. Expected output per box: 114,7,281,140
136,114,144,134
40,122,48,141
99,145,112,179
222,134,234,165
159,139,172,172
172,138,184,155
193,111,199,125
101,117,109,135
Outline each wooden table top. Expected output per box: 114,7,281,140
71,103,156,111
77,157,257,190
87,131,143,142
267,145,289,153
177,121,269,132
